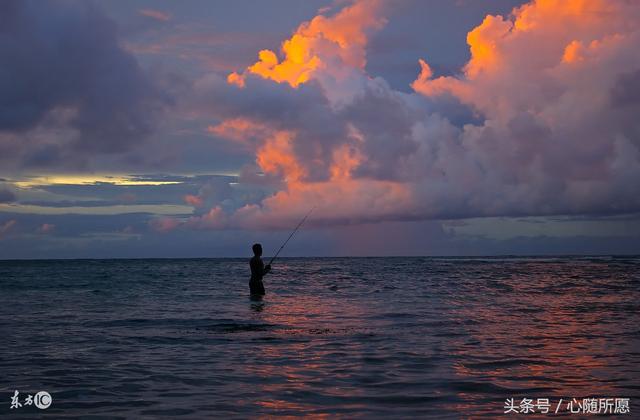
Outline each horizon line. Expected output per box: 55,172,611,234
1,254,638,262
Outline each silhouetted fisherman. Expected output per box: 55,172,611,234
249,243,271,297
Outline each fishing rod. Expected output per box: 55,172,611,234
268,206,315,266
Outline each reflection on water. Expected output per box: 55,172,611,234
250,301,265,312
0,256,638,417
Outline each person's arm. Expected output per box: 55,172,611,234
263,263,271,275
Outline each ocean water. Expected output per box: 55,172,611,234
1,256,639,418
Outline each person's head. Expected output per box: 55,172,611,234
252,243,262,256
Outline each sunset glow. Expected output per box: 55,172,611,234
1,0,639,257
1,3,638,418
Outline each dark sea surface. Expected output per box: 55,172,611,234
1,256,639,418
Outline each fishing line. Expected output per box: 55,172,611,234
268,206,315,266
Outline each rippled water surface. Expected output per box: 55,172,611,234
1,257,639,418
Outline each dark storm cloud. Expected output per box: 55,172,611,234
196,74,337,133
0,0,168,166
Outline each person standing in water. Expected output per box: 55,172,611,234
249,243,271,296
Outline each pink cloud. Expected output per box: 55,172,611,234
0,219,17,238
149,217,181,232
186,206,227,229
139,9,171,22
37,223,55,234
184,194,204,207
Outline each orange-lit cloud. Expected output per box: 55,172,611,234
413,0,640,118
207,118,269,147
179,0,640,232
228,0,386,88
562,40,585,64
256,131,307,183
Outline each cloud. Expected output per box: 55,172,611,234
177,0,640,230
0,0,168,169
0,219,17,239
3,210,638,258
37,223,55,234
149,217,181,233
184,194,204,207
412,0,640,214
139,9,172,22
227,0,386,88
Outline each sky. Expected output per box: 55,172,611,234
1,0,640,258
